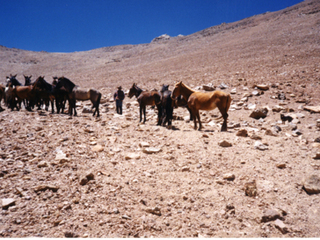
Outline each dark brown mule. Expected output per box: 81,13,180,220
172,81,231,131
33,76,55,113
52,77,68,114
0,84,5,111
128,83,162,124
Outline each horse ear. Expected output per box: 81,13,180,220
14,74,17,77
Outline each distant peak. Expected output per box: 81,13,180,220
151,34,171,43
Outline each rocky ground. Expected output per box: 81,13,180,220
1,82,320,237
1,0,320,238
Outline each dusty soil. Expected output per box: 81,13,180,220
1,0,320,237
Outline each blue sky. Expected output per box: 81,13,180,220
0,0,302,53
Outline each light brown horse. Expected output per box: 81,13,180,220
172,81,231,131
8,82,35,111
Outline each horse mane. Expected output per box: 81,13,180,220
58,76,76,91
180,82,195,93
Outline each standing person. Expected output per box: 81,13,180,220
114,86,125,114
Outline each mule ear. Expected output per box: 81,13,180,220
30,75,32,78
14,74,17,77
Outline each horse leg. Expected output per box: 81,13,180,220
187,106,193,121
161,108,166,126
73,100,77,116
51,99,54,114
139,105,142,122
157,105,162,126
45,99,49,111
217,101,229,132
196,110,202,131
62,98,66,114
68,99,73,116
93,93,101,117
143,106,147,123
55,98,60,113
190,108,198,130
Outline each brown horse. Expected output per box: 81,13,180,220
172,81,231,131
128,83,162,124
7,82,35,111
55,77,101,117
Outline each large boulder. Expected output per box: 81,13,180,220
250,107,268,119
303,174,320,194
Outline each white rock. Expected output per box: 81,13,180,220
254,141,268,151
230,88,237,94
55,149,69,161
125,153,140,160
2,198,16,209
37,161,48,168
272,105,285,112
143,147,161,154
274,219,288,234
91,145,104,152
223,173,235,180
139,142,150,148
247,103,256,110
256,84,269,91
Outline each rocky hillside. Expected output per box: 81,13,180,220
1,0,320,237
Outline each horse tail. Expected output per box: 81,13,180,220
96,92,101,109
225,94,232,118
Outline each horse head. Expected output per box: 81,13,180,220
52,77,58,86
160,84,169,93
6,74,21,87
128,82,140,98
24,75,32,86
56,77,75,93
172,81,183,99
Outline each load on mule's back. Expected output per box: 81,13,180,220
54,77,101,117
171,81,231,131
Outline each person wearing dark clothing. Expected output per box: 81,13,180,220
114,86,125,114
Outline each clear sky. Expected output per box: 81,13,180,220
0,0,302,53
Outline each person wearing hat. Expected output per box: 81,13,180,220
114,86,125,114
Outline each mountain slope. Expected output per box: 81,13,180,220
0,0,319,97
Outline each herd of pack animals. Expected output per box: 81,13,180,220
0,74,232,131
